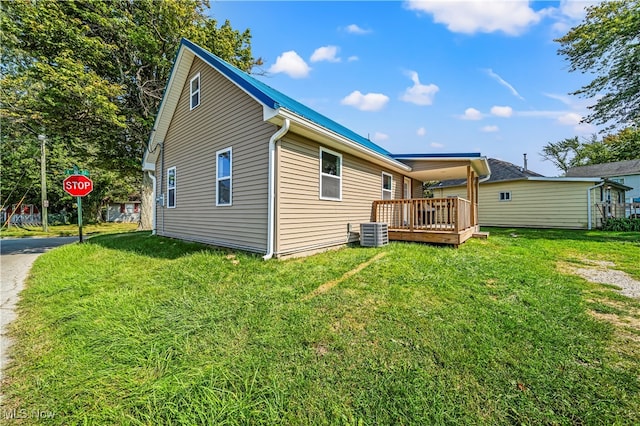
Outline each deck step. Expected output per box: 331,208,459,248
472,231,489,239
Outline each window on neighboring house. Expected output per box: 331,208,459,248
190,73,200,110
120,204,126,214
382,172,393,200
499,191,511,201
216,148,232,206
167,167,176,208
320,148,342,200
134,204,140,213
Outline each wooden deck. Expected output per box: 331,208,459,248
372,197,479,247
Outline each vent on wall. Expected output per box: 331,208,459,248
360,222,389,247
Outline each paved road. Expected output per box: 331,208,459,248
0,237,76,389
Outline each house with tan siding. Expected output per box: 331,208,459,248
434,159,630,230
142,39,491,258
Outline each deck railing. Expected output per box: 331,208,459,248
595,202,640,220
372,197,473,233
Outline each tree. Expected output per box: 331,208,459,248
541,127,640,173
556,0,640,129
1,0,258,227
540,137,581,173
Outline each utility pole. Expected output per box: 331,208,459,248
38,133,49,232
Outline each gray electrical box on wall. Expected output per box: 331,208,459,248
360,222,388,247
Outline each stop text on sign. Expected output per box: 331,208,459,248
65,181,91,191
63,174,93,197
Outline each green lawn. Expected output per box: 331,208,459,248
3,228,639,425
0,222,138,238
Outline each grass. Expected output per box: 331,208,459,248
0,222,138,238
2,228,639,424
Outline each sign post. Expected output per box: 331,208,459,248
63,170,93,243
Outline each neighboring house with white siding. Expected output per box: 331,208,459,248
105,201,141,223
142,39,491,258
566,159,640,203
434,159,630,229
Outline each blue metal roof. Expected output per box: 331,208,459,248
182,38,392,156
390,153,483,159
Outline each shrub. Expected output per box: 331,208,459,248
601,217,640,231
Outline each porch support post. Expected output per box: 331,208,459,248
466,166,472,201
474,174,480,228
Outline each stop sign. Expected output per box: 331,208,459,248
63,175,94,197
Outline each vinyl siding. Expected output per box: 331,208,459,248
276,134,405,256
155,57,275,252
438,180,596,229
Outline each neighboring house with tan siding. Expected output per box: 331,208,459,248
143,39,490,258
434,159,630,229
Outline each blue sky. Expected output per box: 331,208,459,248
212,1,602,177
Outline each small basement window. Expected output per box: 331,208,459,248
216,147,232,206
499,191,511,202
382,172,393,200
167,167,176,208
320,147,342,201
190,73,200,110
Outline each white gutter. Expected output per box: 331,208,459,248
587,181,605,230
263,119,290,260
275,109,412,174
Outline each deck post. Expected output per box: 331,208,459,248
409,199,414,231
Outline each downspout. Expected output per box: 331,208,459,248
263,119,290,260
149,173,157,235
587,181,605,230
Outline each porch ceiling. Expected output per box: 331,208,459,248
398,158,491,181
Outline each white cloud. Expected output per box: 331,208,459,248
417,127,427,136
460,107,483,120
345,24,371,34
269,51,311,78
430,142,444,148
557,112,582,126
406,0,543,35
310,45,341,63
372,132,389,142
485,69,524,100
550,1,602,34
574,122,597,134
348,56,359,62
481,125,499,133
341,91,389,111
490,105,513,117
400,71,439,106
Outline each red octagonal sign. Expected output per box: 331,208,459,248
63,175,94,197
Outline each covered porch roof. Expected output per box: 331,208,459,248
391,153,491,181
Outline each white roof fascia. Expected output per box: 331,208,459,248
393,155,491,178
526,177,603,182
143,46,194,167
270,108,412,174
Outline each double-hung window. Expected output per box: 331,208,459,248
216,148,232,206
167,167,176,208
190,73,200,110
382,172,393,200
320,148,342,201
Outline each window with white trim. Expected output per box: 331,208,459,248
320,148,342,201
499,191,511,202
167,167,176,208
190,73,200,110
382,172,393,200
216,147,232,206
